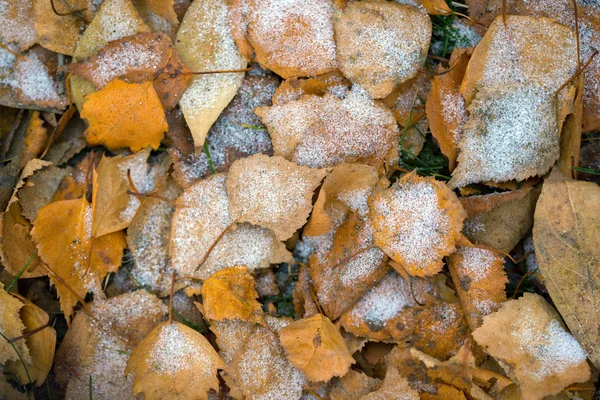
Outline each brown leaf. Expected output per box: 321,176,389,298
202,266,265,325
370,172,466,277
0,284,30,365
18,166,71,222
279,313,354,382
229,0,337,78
0,202,46,278
558,74,584,178
5,301,56,386
360,366,419,399
533,169,600,369
169,173,292,280
33,0,84,56
126,321,225,400
81,79,168,151
135,0,179,38
426,48,471,171
0,0,35,51
255,87,399,170
210,317,306,399
447,246,508,332
20,112,48,169
52,151,97,202
55,291,167,399
329,370,381,400
473,293,591,400
176,0,246,149
334,1,431,99
272,71,351,105
226,154,326,240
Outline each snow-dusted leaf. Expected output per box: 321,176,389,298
370,172,466,277
226,154,326,240
176,0,246,149
334,0,431,99
0,0,36,51
473,293,590,400
126,322,225,400
229,0,337,78
255,87,399,170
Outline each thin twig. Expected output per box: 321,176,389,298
169,272,176,324
0,42,26,61
571,0,581,69
194,221,237,271
8,322,50,343
553,50,598,97
50,0,87,16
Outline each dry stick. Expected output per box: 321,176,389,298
8,322,50,343
501,0,507,26
38,262,92,316
409,278,425,306
553,49,598,98
194,221,238,271
168,272,176,324
0,42,27,61
303,385,324,400
50,0,87,16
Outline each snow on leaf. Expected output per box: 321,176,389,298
370,172,466,277
229,0,337,79
176,0,246,149
473,293,590,400
0,0,36,51
334,0,431,99
226,154,326,241
126,322,225,400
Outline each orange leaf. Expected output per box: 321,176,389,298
81,79,168,151
20,112,48,169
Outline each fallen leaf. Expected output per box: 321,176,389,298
279,313,354,382
558,75,584,178
55,291,167,399
4,301,56,386
43,115,88,166
211,316,306,399
0,0,36,51
370,172,466,277
226,154,326,240
293,266,321,319
473,293,591,400
447,246,508,331
229,0,337,78
17,165,72,222
33,0,84,56
0,202,46,278
135,0,179,38
272,71,351,105
426,48,471,170
360,366,419,399
0,283,30,365
126,322,225,400
533,169,600,369
20,112,48,169
81,79,168,151
334,0,431,99
416,0,452,15
255,86,399,170
329,370,382,400
201,266,265,325
52,152,97,202
176,0,246,149
169,173,293,280
8,158,53,208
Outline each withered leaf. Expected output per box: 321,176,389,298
0,0,35,51
0,284,30,365
279,313,354,382
360,366,419,400
33,0,84,56
126,322,225,400
20,111,48,170
226,154,326,241
533,170,600,369
201,266,265,325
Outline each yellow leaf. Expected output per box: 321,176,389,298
81,79,168,151
125,322,225,400
416,0,453,15
0,284,30,365
5,301,56,386
533,170,600,369
33,0,84,56
176,0,246,148
201,266,265,325
279,313,354,382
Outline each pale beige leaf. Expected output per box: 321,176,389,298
126,322,225,400
176,0,246,148
359,367,419,400
0,284,30,365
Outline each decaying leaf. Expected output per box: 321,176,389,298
229,0,337,78
533,170,600,370
370,172,466,276
55,291,167,399
33,0,84,56
473,293,590,400
92,149,170,237
255,87,399,170
426,48,470,170
176,0,246,149
8,158,52,209
169,173,293,280
360,366,419,400
329,370,381,400
18,165,71,222
461,188,540,253
211,316,306,399
135,0,179,37
126,322,225,400
5,301,56,386
20,112,48,169
279,313,354,382
334,0,431,99
447,246,508,332
31,197,126,322
0,284,30,365
0,0,36,51
81,79,168,151
272,72,351,105
226,154,326,240
201,266,265,325
0,202,46,278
